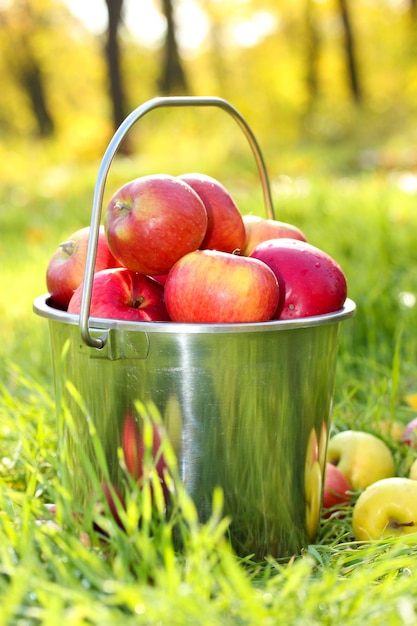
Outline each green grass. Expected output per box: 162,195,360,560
1,141,417,623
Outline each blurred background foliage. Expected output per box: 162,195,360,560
0,0,416,177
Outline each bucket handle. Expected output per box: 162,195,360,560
80,96,275,349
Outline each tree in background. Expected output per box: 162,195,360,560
104,0,127,129
0,1,55,137
337,0,362,104
304,0,321,117
158,0,189,94
103,0,131,152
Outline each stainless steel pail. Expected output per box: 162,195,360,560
33,97,356,558
34,297,355,558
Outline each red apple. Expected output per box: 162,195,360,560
178,173,246,253
99,482,126,530
152,274,168,287
104,174,208,275
46,225,121,309
322,462,352,513
250,238,347,319
400,417,417,447
122,412,168,487
164,249,279,323
241,214,307,256
67,267,170,321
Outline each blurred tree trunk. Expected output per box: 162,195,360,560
304,0,320,116
337,0,363,104
19,53,55,137
104,0,131,152
158,0,189,94
0,1,55,138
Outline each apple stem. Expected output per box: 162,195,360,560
115,201,131,214
388,519,414,529
59,240,75,256
132,297,145,309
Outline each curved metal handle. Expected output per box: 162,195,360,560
80,96,275,349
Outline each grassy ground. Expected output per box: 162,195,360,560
1,137,417,623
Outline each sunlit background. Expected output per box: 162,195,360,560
0,0,416,177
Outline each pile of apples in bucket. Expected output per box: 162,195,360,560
46,172,347,322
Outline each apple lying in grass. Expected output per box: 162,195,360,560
250,238,347,319
164,249,279,323
46,225,121,309
242,214,307,256
326,430,395,491
104,174,208,275
409,459,417,480
67,267,170,321
372,419,404,441
322,462,352,513
352,477,417,541
399,416,417,447
178,173,246,254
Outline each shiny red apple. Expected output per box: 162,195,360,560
322,462,352,513
104,174,208,275
178,173,246,253
164,249,279,323
250,238,347,319
67,267,170,321
46,225,121,309
122,412,168,487
242,214,307,256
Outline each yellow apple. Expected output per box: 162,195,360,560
326,430,395,491
373,419,404,441
409,458,417,481
352,477,417,541
304,427,319,487
305,460,322,539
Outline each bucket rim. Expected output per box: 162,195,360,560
33,294,356,335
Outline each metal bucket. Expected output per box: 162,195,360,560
33,97,355,559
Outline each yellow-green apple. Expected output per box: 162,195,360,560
326,430,395,491
304,428,321,538
304,428,319,487
409,459,417,480
46,225,121,309
305,460,322,539
322,462,352,513
164,249,279,323
372,419,404,441
67,267,170,321
178,173,246,253
400,417,417,447
104,174,208,275
242,214,307,256
250,238,347,319
352,477,417,541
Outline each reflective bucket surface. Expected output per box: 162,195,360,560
34,295,355,559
